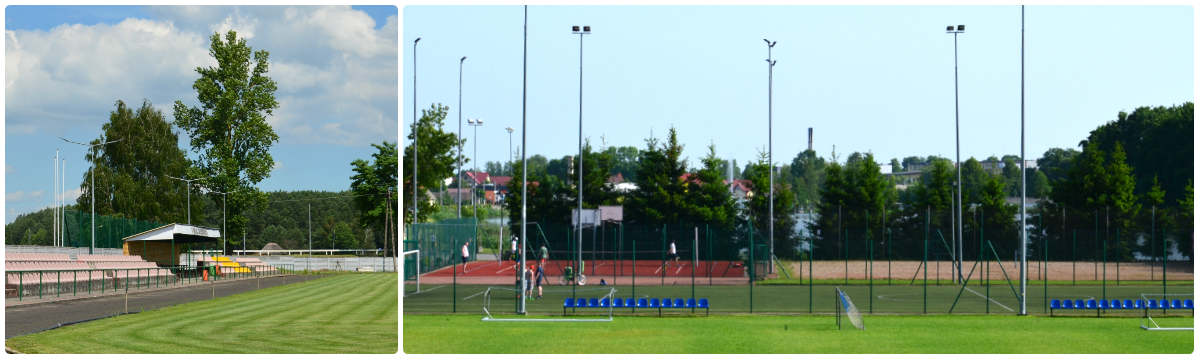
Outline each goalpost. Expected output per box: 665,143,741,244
402,250,420,297
482,287,616,322
835,287,865,330
1139,293,1193,331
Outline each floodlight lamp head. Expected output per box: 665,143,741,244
461,56,466,62
477,119,484,125
468,119,475,124
946,25,954,32
415,38,421,44
573,26,580,32
583,26,590,33
958,25,965,31
506,127,514,133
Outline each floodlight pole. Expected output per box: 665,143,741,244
946,25,966,284
764,38,777,273
519,5,528,315
208,189,239,255
573,24,591,273
458,56,466,218
1019,6,1028,316
412,37,421,225
61,137,123,255
468,119,483,220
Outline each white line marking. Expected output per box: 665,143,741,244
463,290,487,300
402,285,446,298
496,265,516,274
965,287,1014,312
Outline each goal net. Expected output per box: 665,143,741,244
1139,293,1193,331
836,287,865,330
481,287,617,322
403,250,420,297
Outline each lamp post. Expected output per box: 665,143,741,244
412,37,421,225
468,119,484,220
764,38,777,273
946,24,965,284
164,174,210,225
1019,6,1028,316
61,137,124,255
458,56,467,218
207,188,239,255
572,25,591,272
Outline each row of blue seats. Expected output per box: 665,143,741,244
1050,299,1194,316
564,298,710,316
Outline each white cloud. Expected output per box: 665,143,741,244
272,161,284,171
5,190,45,202
6,165,14,174
5,19,212,135
63,187,82,204
6,6,397,146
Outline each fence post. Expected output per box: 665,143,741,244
924,206,929,314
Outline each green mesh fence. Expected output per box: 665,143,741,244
405,218,479,276
62,210,170,249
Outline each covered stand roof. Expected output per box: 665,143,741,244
123,223,222,244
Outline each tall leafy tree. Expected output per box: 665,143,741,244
604,145,641,182
789,149,827,210
403,104,465,225
350,141,398,245
173,30,279,250
1083,103,1193,204
745,150,798,258
1038,147,1079,184
79,99,198,224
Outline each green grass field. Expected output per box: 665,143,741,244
8,274,398,354
403,314,1193,353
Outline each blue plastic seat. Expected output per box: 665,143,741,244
1062,300,1074,309
1085,299,1097,309
661,298,673,308
1171,299,1182,309
1050,299,1061,309
564,298,574,315
625,298,636,309
1135,299,1146,309
687,299,697,308
1110,300,1122,309
1074,300,1085,309
576,298,588,308
698,298,709,315
600,298,610,308
589,298,600,308
674,299,686,308
1123,300,1134,309
649,298,660,307
637,298,648,308
1159,299,1170,309
1097,300,1108,309
1184,300,1194,309
1147,300,1159,309
612,298,624,308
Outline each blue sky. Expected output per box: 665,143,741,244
404,5,1192,174
4,5,398,223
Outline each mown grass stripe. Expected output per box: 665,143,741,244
8,274,397,354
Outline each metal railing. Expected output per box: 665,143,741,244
5,264,296,301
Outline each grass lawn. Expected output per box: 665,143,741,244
403,314,1193,353
7,274,398,354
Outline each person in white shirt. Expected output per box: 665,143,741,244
461,241,470,274
510,236,519,266
668,240,679,267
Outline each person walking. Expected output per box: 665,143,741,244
540,244,548,266
510,236,519,267
668,240,680,267
535,262,545,299
461,241,470,274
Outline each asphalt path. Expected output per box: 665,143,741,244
5,274,329,339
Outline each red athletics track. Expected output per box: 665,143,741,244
425,259,744,278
